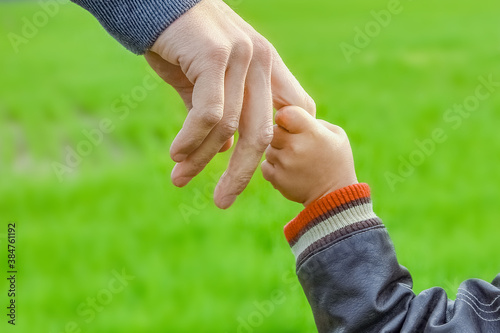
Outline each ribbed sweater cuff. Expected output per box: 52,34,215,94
284,183,383,267
72,0,202,54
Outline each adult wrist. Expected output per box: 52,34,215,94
71,0,202,54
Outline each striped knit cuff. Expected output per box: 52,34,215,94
72,0,202,54
284,183,383,267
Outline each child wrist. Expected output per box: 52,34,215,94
284,183,380,264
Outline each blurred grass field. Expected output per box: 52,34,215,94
1,0,500,332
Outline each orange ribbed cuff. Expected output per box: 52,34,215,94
284,183,383,266
284,183,371,243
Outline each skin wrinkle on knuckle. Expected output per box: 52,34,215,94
188,45,230,80
217,119,239,140
200,106,224,129
252,37,273,69
231,36,253,64
206,41,232,64
241,125,273,153
256,125,274,151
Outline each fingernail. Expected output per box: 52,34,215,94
173,153,187,163
218,195,237,209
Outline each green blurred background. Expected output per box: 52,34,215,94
1,0,500,332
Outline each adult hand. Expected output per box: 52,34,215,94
145,0,315,209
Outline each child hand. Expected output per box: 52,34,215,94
261,106,358,206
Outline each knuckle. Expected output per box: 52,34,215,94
252,37,273,68
202,108,224,128
288,142,303,158
218,119,239,139
255,125,274,150
232,37,253,63
207,43,231,64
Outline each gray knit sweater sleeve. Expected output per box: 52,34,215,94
71,0,202,54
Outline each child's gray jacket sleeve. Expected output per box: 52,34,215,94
285,183,500,332
71,0,202,54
